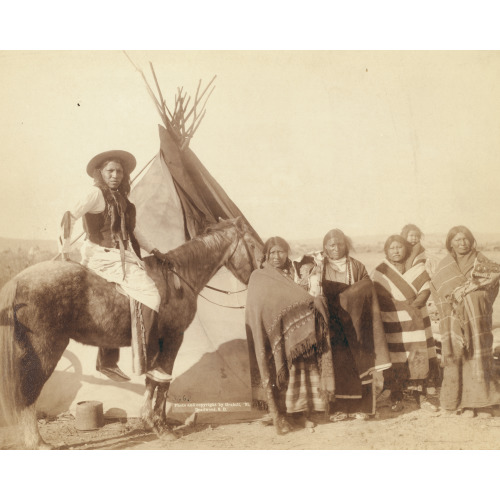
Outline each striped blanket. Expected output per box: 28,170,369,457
404,243,426,272
372,259,436,380
285,358,326,412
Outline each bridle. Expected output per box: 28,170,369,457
160,226,257,309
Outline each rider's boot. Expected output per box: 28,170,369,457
96,347,131,382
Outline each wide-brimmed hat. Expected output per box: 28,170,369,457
86,150,137,177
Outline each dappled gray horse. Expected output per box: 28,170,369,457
0,217,262,449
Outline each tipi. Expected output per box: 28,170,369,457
129,64,263,417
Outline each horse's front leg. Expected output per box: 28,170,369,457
265,382,291,435
151,382,177,440
152,382,169,426
140,377,157,429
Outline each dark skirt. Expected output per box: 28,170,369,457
324,279,376,415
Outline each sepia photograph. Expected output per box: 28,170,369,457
2,48,500,454
1,11,500,476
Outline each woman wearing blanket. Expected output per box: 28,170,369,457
245,237,334,431
430,226,500,418
372,235,438,413
296,229,392,422
400,224,442,392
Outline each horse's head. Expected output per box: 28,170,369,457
214,217,263,284
165,217,263,294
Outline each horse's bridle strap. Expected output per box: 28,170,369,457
159,227,257,308
166,266,245,309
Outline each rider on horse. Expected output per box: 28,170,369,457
59,150,171,384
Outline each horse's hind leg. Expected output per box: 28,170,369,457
19,403,52,450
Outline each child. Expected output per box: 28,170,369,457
400,224,424,271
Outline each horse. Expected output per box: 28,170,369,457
0,217,262,449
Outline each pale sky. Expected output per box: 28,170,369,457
1,50,499,243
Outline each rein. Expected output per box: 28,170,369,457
204,283,247,295
165,265,246,310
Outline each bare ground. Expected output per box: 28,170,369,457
2,388,500,450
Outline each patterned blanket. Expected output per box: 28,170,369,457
372,259,436,380
430,252,500,364
245,266,334,395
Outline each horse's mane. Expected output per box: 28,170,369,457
166,220,237,271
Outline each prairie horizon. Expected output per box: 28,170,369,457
3,231,500,255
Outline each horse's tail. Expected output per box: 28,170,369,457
0,279,21,426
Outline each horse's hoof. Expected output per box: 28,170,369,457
141,416,154,430
38,442,55,450
27,440,54,450
159,430,178,442
152,414,168,431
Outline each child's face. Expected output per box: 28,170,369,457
406,230,420,246
299,263,314,277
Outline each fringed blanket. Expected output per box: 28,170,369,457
430,252,500,365
245,266,334,398
372,259,436,380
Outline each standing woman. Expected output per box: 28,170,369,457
59,150,171,383
401,223,442,392
372,235,438,412
430,226,500,417
245,237,334,430
312,229,391,421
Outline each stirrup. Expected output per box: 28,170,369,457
146,368,173,383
